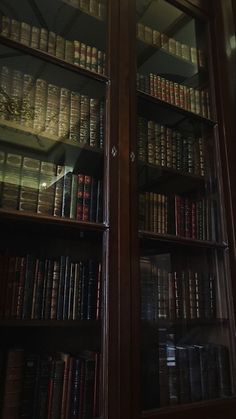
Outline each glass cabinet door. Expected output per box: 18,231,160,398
135,0,236,412
0,1,108,418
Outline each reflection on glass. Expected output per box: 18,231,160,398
136,0,211,119
140,248,233,410
137,0,234,413
0,0,107,75
0,45,105,221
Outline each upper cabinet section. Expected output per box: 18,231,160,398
0,0,108,226
136,0,212,122
0,0,107,77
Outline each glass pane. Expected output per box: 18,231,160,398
0,2,107,417
0,44,105,221
0,0,107,75
136,0,235,412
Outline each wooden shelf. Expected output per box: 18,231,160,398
0,319,101,328
0,208,108,236
139,230,227,249
141,318,229,329
0,118,103,155
137,38,207,88
138,90,216,129
141,397,236,419
138,162,205,195
0,35,108,83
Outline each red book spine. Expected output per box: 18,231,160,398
76,174,84,220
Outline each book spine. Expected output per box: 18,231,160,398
69,91,80,142
30,26,40,49
45,84,60,136
70,174,78,219
10,69,23,122
1,16,11,37
19,157,40,213
1,153,22,210
62,171,72,218
0,66,11,120
59,87,70,140
37,161,56,216
22,254,36,319
21,73,35,128
2,350,24,419
48,31,56,56
55,35,65,60
20,21,31,46
39,28,48,51
53,165,65,217
89,98,99,147
10,19,20,41
65,40,74,63
33,78,47,132
80,95,90,145
82,175,92,221
76,174,85,220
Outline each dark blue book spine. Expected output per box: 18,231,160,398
70,358,82,418
62,256,71,320
81,261,89,320
87,260,99,320
57,255,66,320
22,254,36,319
62,171,72,218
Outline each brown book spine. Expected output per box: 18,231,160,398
21,73,35,128
33,78,47,132
1,153,22,210
89,98,99,147
45,84,60,136
37,161,56,215
86,45,92,70
53,165,65,217
80,94,90,144
91,46,98,72
77,174,85,220
30,26,40,49
69,91,80,142
10,19,20,41
20,22,31,46
19,157,40,213
0,66,11,120
10,70,23,122
1,16,11,37
39,27,48,51
65,40,74,63
80,42,86,68
55,35,65,60
59,87,70,140
48,31,56,56
2,350,24,419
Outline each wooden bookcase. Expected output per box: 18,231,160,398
0,1,235,419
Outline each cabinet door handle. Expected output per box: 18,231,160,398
111,146,117,157
130,151,135,162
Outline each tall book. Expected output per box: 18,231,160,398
37,161,56,216
19,157,40,213
1,153,22,210
2,349,24,419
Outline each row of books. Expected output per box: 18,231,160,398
139,193,215,241
0,66,105,148
137,73,211,120
140,260,215,321
0,16,106,75
1,349,100,418
137,22,206,67
62,0,106,20
158,340,231,406
0,254,101,321
0,152,103,221
138,116,205,176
